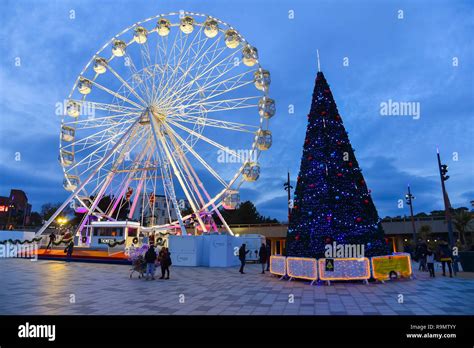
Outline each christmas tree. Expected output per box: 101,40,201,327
286,68,388,258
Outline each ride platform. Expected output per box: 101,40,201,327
36,247,130,265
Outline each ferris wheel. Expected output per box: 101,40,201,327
37,11,275,236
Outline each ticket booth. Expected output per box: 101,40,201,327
87,221,140,249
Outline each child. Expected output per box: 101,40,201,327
426,249,435,278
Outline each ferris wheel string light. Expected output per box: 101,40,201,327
36,11,275,237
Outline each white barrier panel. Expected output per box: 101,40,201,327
168,235,200,266
208,234,240,267
0,231,36,242
269,255,286,276
286,257,318,282
318,258,370,282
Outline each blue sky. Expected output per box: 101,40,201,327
0,0,473,221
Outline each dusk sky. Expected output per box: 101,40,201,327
0,0,473,222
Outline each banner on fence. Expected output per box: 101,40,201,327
371,253,412,280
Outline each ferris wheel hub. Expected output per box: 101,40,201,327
149,105,167,122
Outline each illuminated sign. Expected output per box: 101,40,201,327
98,238,116,244
0,206,9,212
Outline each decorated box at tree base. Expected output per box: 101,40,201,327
371,253,412,281
286,257,318,284
270,255,286,277
318,257,371,284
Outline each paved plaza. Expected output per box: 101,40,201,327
0,258,473,315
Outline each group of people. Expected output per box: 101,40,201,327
415,239,459,278
46,231,74,261
144,244,172,280
238,243,270,274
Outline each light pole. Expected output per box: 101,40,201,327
283,171,293,223
405,184,417,243
436,148,454,248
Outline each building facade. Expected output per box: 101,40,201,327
0,189,32,230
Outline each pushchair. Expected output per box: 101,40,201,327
130,255,146,279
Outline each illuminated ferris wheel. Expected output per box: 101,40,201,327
39,11,275,236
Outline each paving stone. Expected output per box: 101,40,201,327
0,259,473,315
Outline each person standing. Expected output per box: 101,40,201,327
266,243,271,271
416,240,428,272
259,243,267,274
144,244,157,280
426,249,435,278
238,243,249,274
438,240,453,277
64,240,74,262
159,247,171,280
46,232,56,251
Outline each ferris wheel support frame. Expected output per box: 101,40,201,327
107,138,155,218
74,126,140,235
35,119,140,237
163,122,233,235
149,113,206,234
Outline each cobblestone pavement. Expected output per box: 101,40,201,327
0,258,473,315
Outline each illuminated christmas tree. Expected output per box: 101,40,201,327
286,68,388,258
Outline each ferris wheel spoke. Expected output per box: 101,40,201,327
170,68,255,110
61,122,134,154
68,122,145,174
160,42,238,107
165,128,210,209
168,114,258,133
106,64,149,105
167,119,248,162
82,125,144,216
122,52,153,103
154,26,209,105
65,99,141,115
164,123,229,188
153,27,198,106
87,79,145,109
64,115,138,133
170,96,260,119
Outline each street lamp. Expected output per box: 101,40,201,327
436,148,454,248
283,171,293,223
405,184,417,243
56,217,68,228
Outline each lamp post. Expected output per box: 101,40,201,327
436,148,454,248
405,184,417,243
283,171,293,223
56,217,68,234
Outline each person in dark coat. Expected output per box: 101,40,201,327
416,240,428,271
144,244,157,280
438,240,453,277
266,243,271,271
46,232,56,251
238,243,249,274
259,243,268,274
64,240,74,262
159,247,171,280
